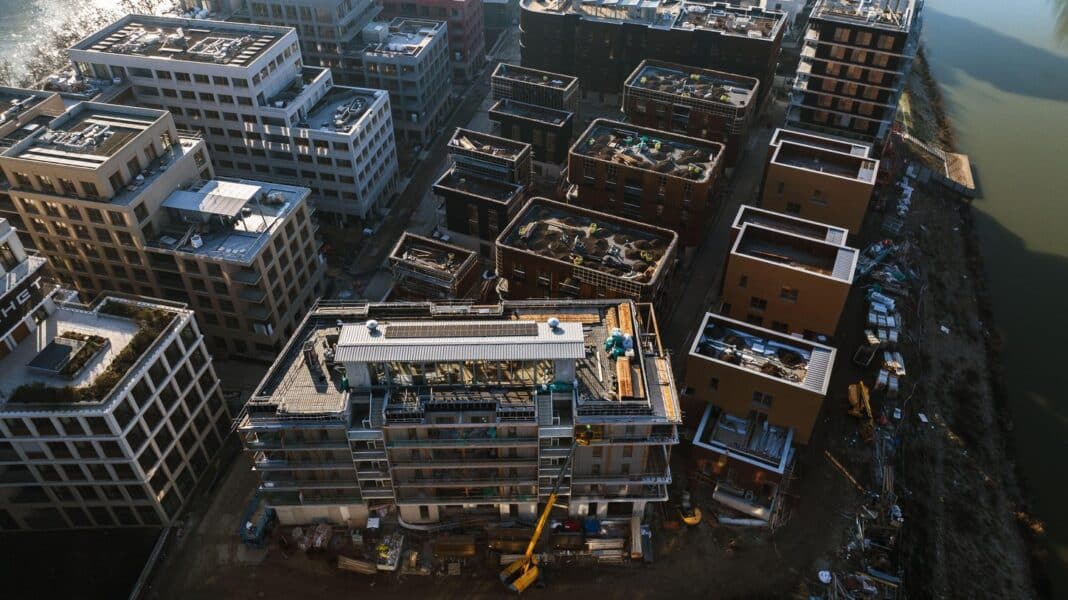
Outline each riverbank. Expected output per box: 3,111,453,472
898,46,1049,597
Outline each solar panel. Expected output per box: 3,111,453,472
384,322,539,339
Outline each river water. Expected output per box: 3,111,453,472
0,0,1065,593
923,0,1068,594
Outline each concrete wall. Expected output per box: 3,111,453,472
760,161,873,233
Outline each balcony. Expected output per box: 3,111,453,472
390,458,538,469
262,491,365,506
232,269,262,285
361,488,396,500
239,287,267,303
394,475,536,488
572,468,672,486
352,448,387,460
569,484,669,502
253,459,354,472
386,436,539,449
259,479,361,491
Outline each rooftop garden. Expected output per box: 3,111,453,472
7,301,175,405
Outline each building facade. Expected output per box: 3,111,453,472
0,272,229,530
388,232,482,300
378,0,486,82
519,1,785,104
69,15,399,219
239,299,680,525
685,313,835,523
496,197,677,306
0,102,326,360
787,0,923,148
720,221,858,339
567,119,724,248
760,128,877,234
622,60,758,168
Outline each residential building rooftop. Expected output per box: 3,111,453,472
574,119,722,182
499,197,677,286
0,295,188,411
694,405,793,474
674,2,784,39
244,299,681,425
732,205,849,246
71,15,291,66
433,168,525,204
0,88,55,128
5,103,161,167
364,18,444,57
626,61,758,109
522,0,785,39
489,99,572,126
389,232,478,284
449,128,531,162
772,141,878,184
301,85,381,134
733,223,858,283
689,312,836,394
811,0,921,32
770,127,873,158
492,63,578,92
149,179,308,264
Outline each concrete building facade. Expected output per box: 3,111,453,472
760,128,877,234
788,0,923,148
238,299,680,525
0,254,229,530
567,119,724,248
69,15,399,220
0,102,326,360
378,0,486,82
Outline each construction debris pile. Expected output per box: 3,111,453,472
580,126,715,179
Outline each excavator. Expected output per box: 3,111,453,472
499,426,591,593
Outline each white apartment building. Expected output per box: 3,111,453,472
69,15,399,220
0,222,229,530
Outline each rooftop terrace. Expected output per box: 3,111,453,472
773,141,878,183
732,205,849,246
771,128,872,158
522,0,785,39
449,129,530,162
493,64,578,90
575,120,721,181
149,179,307,264
73,16,289,66
6,104,160,168
675,3,784,39
733,223,857,282
301,85,380,133
489,99,572,126
500,198,676,286
365,19,443,57
690,312,835,393
434,167,525,204
389,232,477,282
812,0,920,31
626,61,757,108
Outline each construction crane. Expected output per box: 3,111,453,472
499,427,592,593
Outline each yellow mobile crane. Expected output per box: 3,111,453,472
499,427,591,593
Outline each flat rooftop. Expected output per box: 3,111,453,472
301,85,380,133
0,88,54,127
7,104,161,168
690,312,836,394
489,99,572,127
389,232,477,281
434,167,525,204
522,0,785,39
695,405,793,474
73,15,290,66
732,205,849,246
500,197,676,287
365,19,443,57
492,63,578,91
733,223,857,283
773,141,878,183
771,128,872,158
449,128,530,162
626,61,757,109
812,0,920,32
0,296,186,410
574,120,721,182
150,179,307,264
245,300,680,424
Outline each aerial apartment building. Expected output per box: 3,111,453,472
388,232,481,300
761,128,878,233
0,230,228,529
685,312,835,524
238,298,680,525
69,14,399,220
489,64,578,186
435,128,532,255
378,0,486,82
360,18,452,147
0,88,68,229
720,220,858,339
519,0,785,104
567,119,723,248
622,60,758,168
496,197,677,306
788,0,923,148
0,102,325,360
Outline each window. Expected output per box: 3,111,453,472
752,392,774,409
771,321,789,333
833,27,850,42
708,377,719,392
780,286,799,302
738,275,748,288
785,201,801,214
750,297,767,311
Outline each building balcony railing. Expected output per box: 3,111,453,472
244,439,350,451
394,475,537,488
361,488,396,500
572,469,672,486
357,470,391,480
586,433,678,446
395,493,537,505
389,458,538,469
253,459,354,472
386,437,539,448
259,479,361,491
261,491,364,506
569,484,669,502
351,448,387,460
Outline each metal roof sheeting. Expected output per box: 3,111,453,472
334,320,586,363
162,180,261,217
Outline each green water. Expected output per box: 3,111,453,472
924,0,1068,594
